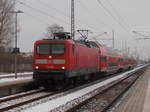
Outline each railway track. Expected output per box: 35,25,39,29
0,66,147,112
0,89,44,103
0,71,123,111
0,89,58,112
65,67,147,112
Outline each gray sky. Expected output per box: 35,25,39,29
16,0,150,60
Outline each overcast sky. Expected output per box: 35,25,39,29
16,0,150,60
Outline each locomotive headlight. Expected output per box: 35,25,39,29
49,56,52,59
61,66,65,70
35,66,39,69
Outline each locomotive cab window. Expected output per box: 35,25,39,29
37,44,50,54
51,44,65,54
37,43,65,55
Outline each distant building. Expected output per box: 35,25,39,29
20,52,33,57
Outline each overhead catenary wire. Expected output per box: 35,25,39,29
102,0,149,58
96,0,135,39
105,0,131,30
21,0,98,33
17,0,100,41
77,0,113,30
17,1,70,27
23,11,50,26
35,0,79,29
18,0,134,41
36,0,98,31
36,0,69,19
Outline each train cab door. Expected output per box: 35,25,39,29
71,44,77,68
71,44,78,76
74,44,79,69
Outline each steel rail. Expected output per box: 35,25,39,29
0,91,58,111
66,66,147,112
0,89,44,103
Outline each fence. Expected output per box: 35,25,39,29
0,53,32,73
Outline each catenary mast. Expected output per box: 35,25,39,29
71,0,75,40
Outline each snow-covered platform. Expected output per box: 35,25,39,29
0,73,33,97
0,72,33,88
0,77,33,88
0,72,33,79
112,65,150,112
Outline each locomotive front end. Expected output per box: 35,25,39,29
33,40,69,87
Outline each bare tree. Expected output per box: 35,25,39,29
0,0,16,52
45,24,64,39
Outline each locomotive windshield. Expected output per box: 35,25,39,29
37,43,65,55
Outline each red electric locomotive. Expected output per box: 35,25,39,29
33,32,137,88
33,32,100,88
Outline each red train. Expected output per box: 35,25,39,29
33,32,137,88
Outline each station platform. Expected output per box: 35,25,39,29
0,78,33,88
0,77,33,97
113,66,150,112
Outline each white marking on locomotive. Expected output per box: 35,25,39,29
36,59,47,64
52,59,65,64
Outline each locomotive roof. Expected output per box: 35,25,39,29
53,32,71,39
99,46,122,57
34,39,133,59
35,39,75,44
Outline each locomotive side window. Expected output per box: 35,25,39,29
37,43,65,55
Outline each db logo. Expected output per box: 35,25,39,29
48,66,54,69
48,60,52,64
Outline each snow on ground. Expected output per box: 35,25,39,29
0,72,33,77
0,72,33,84
23,65,147,112
0,77,32,84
